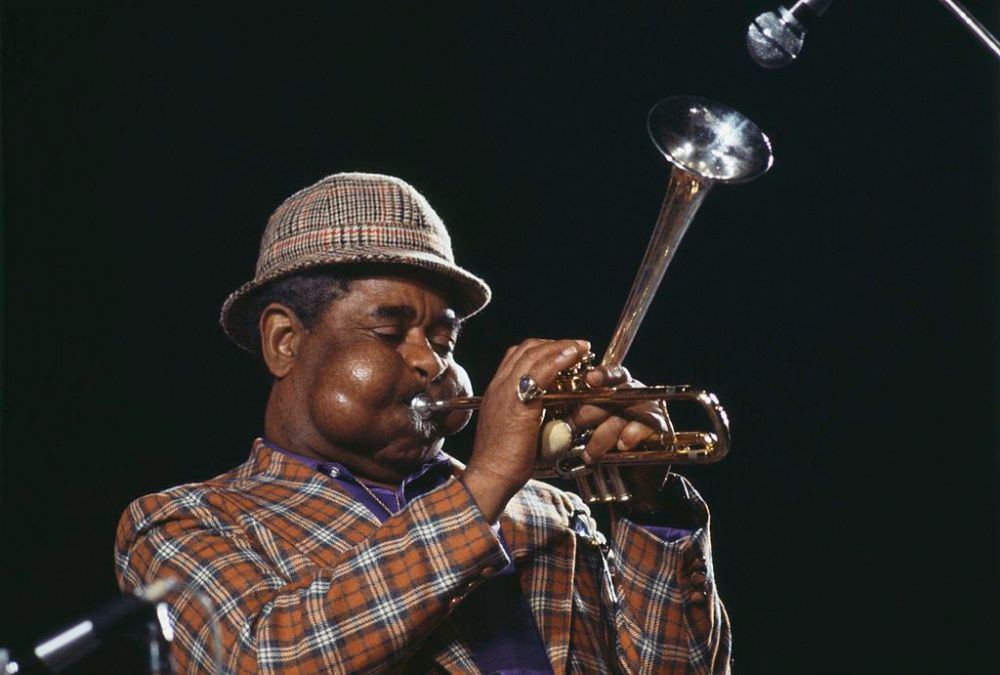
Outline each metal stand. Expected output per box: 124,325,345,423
146,602,175,675
938,0,1000,61
1,597,175,673
0,649,16,675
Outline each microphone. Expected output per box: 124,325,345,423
32,579,177,672
747,0,835,68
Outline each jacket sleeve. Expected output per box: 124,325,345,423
608,475,732,675
115,477,509,674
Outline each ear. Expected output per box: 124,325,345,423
259,303,304,378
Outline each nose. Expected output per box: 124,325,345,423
401,333,448,383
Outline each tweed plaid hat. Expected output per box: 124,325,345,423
220,172,492,352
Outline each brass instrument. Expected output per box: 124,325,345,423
412,96,773,503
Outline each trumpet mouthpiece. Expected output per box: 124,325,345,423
410,394,434,419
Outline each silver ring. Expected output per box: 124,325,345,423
517,375,545,404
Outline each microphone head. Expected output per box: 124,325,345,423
747,8,806,69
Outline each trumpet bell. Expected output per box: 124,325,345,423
648,97,773,184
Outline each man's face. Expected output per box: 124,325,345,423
278,275,472,483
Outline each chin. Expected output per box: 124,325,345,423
374,435,444,472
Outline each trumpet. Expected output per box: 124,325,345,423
411,366,731,497
413,96,773,503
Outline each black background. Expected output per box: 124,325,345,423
2,2,997,673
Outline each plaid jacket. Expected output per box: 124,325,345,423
116,441,731,674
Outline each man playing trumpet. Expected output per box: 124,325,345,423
115,173,731,673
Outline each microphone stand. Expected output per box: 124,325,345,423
145,604,174,675
0,585,177,674
938,0,1000,61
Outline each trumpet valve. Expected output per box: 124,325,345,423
606,467,632,503
549,353,594,395
592,467,615,503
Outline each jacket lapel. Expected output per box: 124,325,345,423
236,443,383,570
502,486,578,675
427,619,481,674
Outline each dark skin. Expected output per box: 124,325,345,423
261,274,666,523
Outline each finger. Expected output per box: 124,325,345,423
570,397,667,434
618,401,669,432
494,338,589,382
568,403,613,431
617,420,658,451
584,364,632,388
508,339,590,391
582,416,628,463
493,339,550,380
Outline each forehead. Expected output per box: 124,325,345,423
331,275,458,322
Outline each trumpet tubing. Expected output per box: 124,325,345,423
411,386,729,460
412,96,771,504
411,383,731,501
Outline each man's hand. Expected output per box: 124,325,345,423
463,338,591,523
570,367,670,511
463,345,670,522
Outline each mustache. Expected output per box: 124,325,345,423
406,404,441,441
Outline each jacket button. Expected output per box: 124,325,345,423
480,566,496,578
690,571,707,587
688,589,707,604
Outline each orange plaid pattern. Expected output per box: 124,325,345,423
116,442,731,673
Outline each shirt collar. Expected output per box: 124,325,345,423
260,437,453,489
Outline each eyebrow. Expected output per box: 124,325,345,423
371,305,463,332
372,305,417,321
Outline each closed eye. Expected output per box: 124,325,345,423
372,327,405,344
373,328,452,356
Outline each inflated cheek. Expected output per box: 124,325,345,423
347,347,401,404
310,345,400,438
436,360,474,436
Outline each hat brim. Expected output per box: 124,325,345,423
219,249,491,353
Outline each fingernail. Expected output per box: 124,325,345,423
561,346,578,358
617,439,628,451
